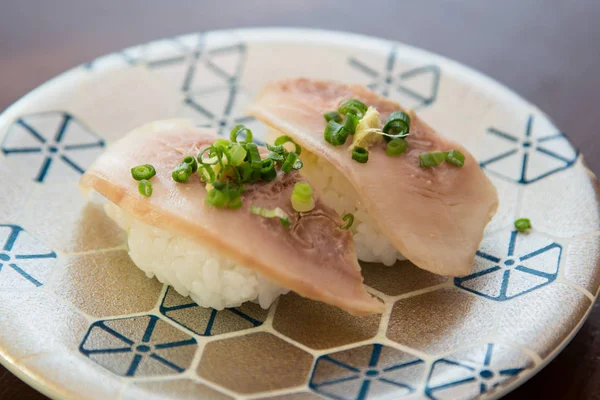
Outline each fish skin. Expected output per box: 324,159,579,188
248,78,499,277
80,119,383,315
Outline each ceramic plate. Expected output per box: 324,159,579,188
0,28,598,400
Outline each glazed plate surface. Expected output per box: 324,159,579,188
0,28,598,400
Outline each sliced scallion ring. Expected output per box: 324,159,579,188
274,135,302,155
138,179,153,197
131,164,156,181
351,147,369,163
341,213,354,230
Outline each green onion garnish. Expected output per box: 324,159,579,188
291,182,314,212
250,205,290,227
343,113,359,135
228,143,247,167
446,150,465,167
138,179,152,197
341,213,354,230
213,138,230,148
260,158,277,181
245,143,262,171
324,111,342,123
230,125,253,143
205,182,243,209
274,135,302,155
352,147,369,163
382,111,411,141
205,187,229,207
293,158,303,170
172,163,193,183
386,138,407,156
131,164,156,181
281,152,299,173
514,218,531,232
338,99,368,118
182,155,198,173
419,152,447,168
324,120,350,146
198,164,215,183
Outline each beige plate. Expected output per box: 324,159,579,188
0,28,598,400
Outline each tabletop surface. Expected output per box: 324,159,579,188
0,1,599,399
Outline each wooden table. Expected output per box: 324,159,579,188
0,1,598,399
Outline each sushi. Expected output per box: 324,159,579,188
248,78,499,275
80,119,383,316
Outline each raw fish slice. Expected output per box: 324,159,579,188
249,79,498,276
80,120,383,315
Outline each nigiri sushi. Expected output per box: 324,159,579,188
80,120,383,315
249,79,498,276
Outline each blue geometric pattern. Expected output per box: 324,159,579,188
144,35,246,93
455,231,561,301
181,88,262,142
349,47,440,109
0,225,56,289
80,315,197,377
480,115,577,184
310,344,425,399
159,286,266,336
425,343,529,400
1,112,105,183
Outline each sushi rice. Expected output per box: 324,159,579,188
269,131,406,266
105,202,288,310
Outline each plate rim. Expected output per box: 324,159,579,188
0,26,597,400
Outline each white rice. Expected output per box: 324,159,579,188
298,145,406,267
105,202,288,310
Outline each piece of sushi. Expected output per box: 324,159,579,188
248,78,499,276
80,120,383,315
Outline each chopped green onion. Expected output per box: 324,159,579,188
293,158,303,170
419,151,447,168
250,205,290,227
324,111,342,123
197,147,220,165
324,120,350,146
260,158,277,181
338,99,368,118
230,125,253,143
213,138,230,148
245,143,262,171
446,150,465,167
268,151,285,163
138,179,152,197
282,152,299,173
515,218,531,232
131,164,156,181
198,165,215,183
212,181,226,190
172,162,193,183
205,188,229,207
291,182,314,212
382,111,411,141
205,182,244,208
386,138,408,156
324,120,342,145
343,113,359,135
266,143,284,153
229,143,247,167
280,217,291,227
352,147,369,163
227,196,243,209
341,213,354,230
274,135,302,155
182,156,198,173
